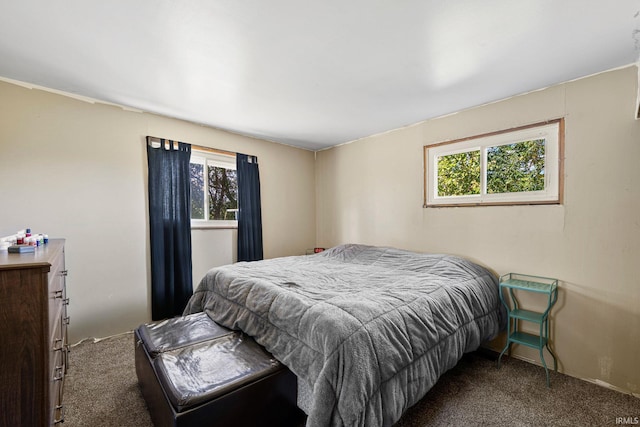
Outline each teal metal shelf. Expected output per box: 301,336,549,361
509,331,548,348
510,309,545,323
497,273,558,387
500,278,555,294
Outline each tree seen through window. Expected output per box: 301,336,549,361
190,155,238,221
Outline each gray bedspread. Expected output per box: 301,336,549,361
184,244,505,427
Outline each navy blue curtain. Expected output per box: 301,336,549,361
236,153,263,262
146,137,193,320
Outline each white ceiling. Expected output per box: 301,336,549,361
1,1,639,151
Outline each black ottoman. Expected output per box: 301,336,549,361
134,313,303,427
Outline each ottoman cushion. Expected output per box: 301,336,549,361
154,332,283,412
136,312,231,357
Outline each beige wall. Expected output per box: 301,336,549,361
316,66,640,396
0,80,316,343
191,228,237,289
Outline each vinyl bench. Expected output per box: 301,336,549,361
134,312,303,427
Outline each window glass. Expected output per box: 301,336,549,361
486,139,545,194
437,150,480,196
207,166,237,220
190,162,205,219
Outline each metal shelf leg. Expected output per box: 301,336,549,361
497,342,511,368
539,347,551,387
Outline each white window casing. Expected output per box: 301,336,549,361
424,119,563,207
190,150,238,228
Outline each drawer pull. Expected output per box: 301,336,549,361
54,405,65,424
53,339,64,352
63,298,70,305
60,270,68,277
53,366,64,381
64,316,70,325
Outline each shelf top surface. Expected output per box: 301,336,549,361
500,277,557,293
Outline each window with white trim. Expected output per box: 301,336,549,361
424,119,563,207
190,150,238,227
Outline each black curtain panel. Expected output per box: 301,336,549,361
146,137,193,320
236,153,263,262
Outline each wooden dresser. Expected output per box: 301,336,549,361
0,239,68,426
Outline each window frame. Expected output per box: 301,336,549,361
190,149,238,229
423,119,564,207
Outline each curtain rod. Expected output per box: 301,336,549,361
147,136,237,157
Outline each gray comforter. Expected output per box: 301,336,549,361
184,244,505,427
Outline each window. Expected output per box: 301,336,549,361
424,119,563,207
190,150,238,227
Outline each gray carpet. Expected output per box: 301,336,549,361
63,332,639,426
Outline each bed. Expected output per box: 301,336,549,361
184,243,506,427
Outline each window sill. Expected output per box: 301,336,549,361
423,200,561,208
191,221,238,230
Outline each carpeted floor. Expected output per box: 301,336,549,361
63,332,639,426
